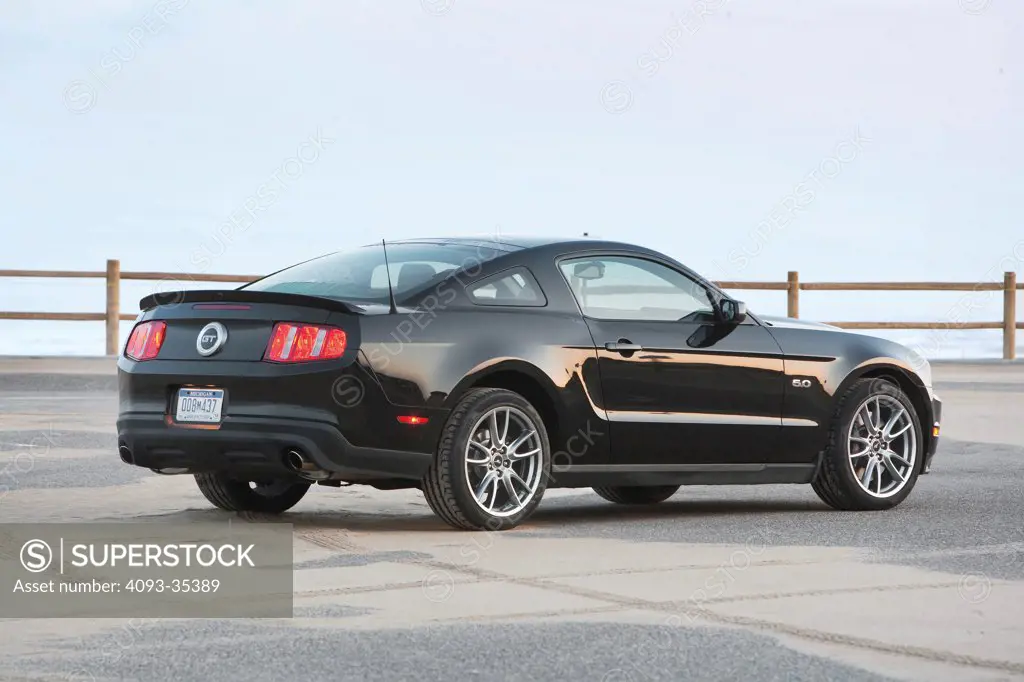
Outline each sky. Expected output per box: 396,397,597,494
0,0,1021,356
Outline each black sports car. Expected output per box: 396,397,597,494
116,237,941,530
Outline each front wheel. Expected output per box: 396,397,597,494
194,473,310,514
422,388,550,530
592,485,679,505
812,378,923,511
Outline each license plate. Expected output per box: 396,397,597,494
174,388,224,424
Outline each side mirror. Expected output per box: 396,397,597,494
719,299,747,324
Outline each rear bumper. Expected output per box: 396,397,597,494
922,394,942,474
117,414,434,481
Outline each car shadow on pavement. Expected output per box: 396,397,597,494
525,497,829,527
134,505,449,533
136,495,828,534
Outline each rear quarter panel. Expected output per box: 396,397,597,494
357,307,611,466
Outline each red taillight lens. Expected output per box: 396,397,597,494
124,321,166,361
264,323,347,363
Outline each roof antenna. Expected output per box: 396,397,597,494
382,239,398,314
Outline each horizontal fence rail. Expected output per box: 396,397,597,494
0,262,1020,359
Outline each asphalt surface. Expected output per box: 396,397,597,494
1,358,1023,682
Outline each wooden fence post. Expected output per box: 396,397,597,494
105,259,121,356
1005,271,1017,360
787,271,800,319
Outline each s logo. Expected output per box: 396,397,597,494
20,539,53,573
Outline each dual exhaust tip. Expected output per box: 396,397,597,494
284,449,330,481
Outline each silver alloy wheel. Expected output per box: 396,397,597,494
847,394,917,498
464,406,545,518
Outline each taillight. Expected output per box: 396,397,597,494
124,321,166,361
264,323,347,363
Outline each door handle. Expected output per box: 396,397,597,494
605,341,643,353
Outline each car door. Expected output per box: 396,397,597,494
558,254,786,466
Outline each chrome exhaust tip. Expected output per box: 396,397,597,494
118,445,134,465
284,450,305,471
151,467,191,475
284,449,330,481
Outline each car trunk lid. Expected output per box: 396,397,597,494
136,290,363,362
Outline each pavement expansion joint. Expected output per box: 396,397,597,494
384,555,1024,676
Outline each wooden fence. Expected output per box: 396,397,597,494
0,261,1020,359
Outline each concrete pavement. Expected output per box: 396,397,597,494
1,359,1022,681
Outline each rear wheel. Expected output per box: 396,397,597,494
422,388,550,530
194,473,310,513
812,378,922,511
592,485,679,505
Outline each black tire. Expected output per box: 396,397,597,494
422,388,551,531
592,485,679,505
812,378,923,511
194,473,310,514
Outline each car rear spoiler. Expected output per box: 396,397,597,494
138,289,364,315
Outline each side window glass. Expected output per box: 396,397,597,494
559,256,714,321
468,268,546,307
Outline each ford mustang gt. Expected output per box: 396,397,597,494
116,237,941,530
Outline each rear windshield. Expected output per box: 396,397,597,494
242,243,507,305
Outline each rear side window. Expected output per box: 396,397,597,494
243,243,506,306
467,268,546,307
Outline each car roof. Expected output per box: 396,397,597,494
385,235,653,254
